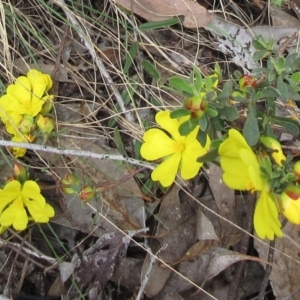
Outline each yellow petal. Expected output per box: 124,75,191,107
254,188,282,240
220,157,251,190
155,111,181,141
239,149,263,190
26,202,54,222
151,152,181,187
0,202,28,231
7,76,32,107
141,129,176,160
181,139,205,179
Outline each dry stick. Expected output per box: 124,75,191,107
227,192,256,300
51,25,70,80
257,239,275,300
136,243,168,300
0,139,154,169
54,0,134,123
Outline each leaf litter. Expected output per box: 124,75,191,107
1,0,300,299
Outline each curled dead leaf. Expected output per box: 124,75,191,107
113,0,212,28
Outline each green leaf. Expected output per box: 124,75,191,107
197,148,219,163
268,69,276,82
123,42,139,74
217,81,232,102
192,66,204,93
197,130,207,147
170,108,190,118
253,50,268,61
198,114,208,131
142,60,160,81
169,77,194,95
178,119,197,135
219,106,239,121
122,82,138,105
139,17,180,31
260,86,281,98
114,127,126,155
206,105,218,117
271,115,300,135
243,106,259,146
134,139,142,159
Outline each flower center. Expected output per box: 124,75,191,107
20,98,31,109
13,195,24,209
173,141,184,153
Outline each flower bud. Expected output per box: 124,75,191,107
13,163,28,182
294,161,300,183
280,185,300,224
19,115,35,134
37,115,54,134
60,174,80,194
184,93,207,119
40,95,54,114
79,186,96,202
259,136,285,166
239,74,258,91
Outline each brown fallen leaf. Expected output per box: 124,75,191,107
113,0,212,28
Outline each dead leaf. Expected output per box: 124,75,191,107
113,0,212,28
204,164,241,247
254,222,300,300
205,15,256,69
142,255,173,297
71,231,131,300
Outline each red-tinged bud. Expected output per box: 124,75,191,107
60,174,80,195
37,115,54,134
19,115,35,134
239,75,258,91
79,186,96,202
13,163,28,182
280,185,300,224
259,136,286,166
293,161,300,183
184,93,207,119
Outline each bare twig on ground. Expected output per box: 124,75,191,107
257,239,275,300
227,193,256,300
0,139,154,169
54,0,134,123
51,25,70,80
136,243,168,300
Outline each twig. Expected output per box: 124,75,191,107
257,239,275,300
0,238,57,265
0,139,154,170
227,192,256,300
51,25,70,80
54,0,134,123
136,243,168,300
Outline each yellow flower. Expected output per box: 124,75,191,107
280,185,300,224
218,129,264,191
140,110,210,187
0,180,55,231
254,185,283,240
0,69,53,117
219,129,282,240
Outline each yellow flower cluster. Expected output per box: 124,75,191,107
0,70,54,157
0,180,54,232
